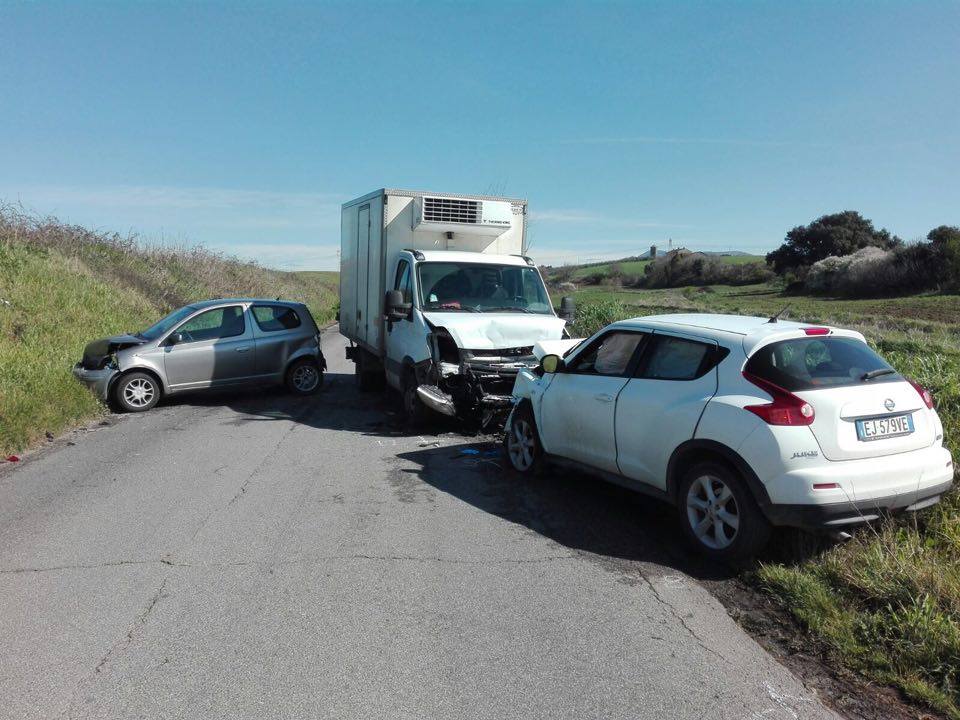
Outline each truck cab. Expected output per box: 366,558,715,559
384,249,565,424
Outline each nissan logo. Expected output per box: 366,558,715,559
884,398,896,412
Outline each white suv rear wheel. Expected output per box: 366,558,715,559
678,461,770,559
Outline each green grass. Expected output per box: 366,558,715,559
0,209,339,454
561,281,960,717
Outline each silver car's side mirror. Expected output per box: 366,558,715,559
167,332,184,346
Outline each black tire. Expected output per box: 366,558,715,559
112,371,161,413
503,403,544,475
285,358,323,395
677,461,770,560
400,368,427,426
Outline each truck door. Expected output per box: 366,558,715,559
384,256,419,390
355,204,371,344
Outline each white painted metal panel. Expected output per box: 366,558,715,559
339,203,358,340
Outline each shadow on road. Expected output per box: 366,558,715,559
160,371,832,578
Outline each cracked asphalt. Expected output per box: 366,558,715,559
0,327,840,720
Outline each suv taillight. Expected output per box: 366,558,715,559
908,378,934,409
742,371,815,426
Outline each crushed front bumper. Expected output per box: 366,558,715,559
72,363,117,401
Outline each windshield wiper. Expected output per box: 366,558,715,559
426,304,480,312
484,306,535,313
861,368,896,381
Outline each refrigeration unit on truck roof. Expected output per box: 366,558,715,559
413,195,515,236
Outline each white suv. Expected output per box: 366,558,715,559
504,314,954,558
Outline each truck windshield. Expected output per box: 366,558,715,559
417,262,553,314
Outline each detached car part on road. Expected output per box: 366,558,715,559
73,299,326,412
505,313,954,558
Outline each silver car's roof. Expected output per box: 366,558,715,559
185,298,306,310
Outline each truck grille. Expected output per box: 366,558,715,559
423,197,481,224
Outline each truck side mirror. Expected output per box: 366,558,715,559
384,290,412,322
559,296,576,324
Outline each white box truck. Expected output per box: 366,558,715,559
339,188,573,426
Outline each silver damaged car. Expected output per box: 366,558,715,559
72,299,326,412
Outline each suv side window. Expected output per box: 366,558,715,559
395,260,413,304
638,335,720,381
176,306,246,343
568,331,647,377
252,305,301,332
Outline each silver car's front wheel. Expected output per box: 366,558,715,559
504,405,542,474
113,372,161,413
686,474,739,550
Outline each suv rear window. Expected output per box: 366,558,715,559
745,337,900,391
252,305,302,332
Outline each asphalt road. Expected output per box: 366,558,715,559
0,327,839,720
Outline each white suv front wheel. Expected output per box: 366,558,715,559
504,404,543,474
678,462,770,559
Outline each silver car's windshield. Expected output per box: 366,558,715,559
138,306,197,341
417,262,553,314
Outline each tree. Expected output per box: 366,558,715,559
766,211,901,275
929,225,960,292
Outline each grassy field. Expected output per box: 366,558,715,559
565,281,960,718
0,208,339,455
554,254,763,281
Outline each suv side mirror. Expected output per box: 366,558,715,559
384,290,412,322
167,332,184,346
559,296,576,324
541,354,564,374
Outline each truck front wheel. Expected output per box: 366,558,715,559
401,369,427,426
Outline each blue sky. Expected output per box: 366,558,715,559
2,1,957,270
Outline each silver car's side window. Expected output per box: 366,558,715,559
252,305,301,332
176,306,246,343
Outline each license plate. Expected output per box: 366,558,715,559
856,413,914,441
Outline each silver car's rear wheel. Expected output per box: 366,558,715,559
686,474,739,550
286,359,322,395
113,372,161,413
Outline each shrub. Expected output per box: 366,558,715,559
767,210,902,274
930,226,960,292
643,254,772,288
806,244,942,297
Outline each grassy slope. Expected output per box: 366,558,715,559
565,282,960,718
0,211,339,454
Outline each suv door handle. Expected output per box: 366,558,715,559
235,346,251,353
594,393,614,403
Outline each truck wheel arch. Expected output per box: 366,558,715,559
666,439,771,510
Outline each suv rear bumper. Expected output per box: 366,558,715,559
765,478,953,528
755,443,954,529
